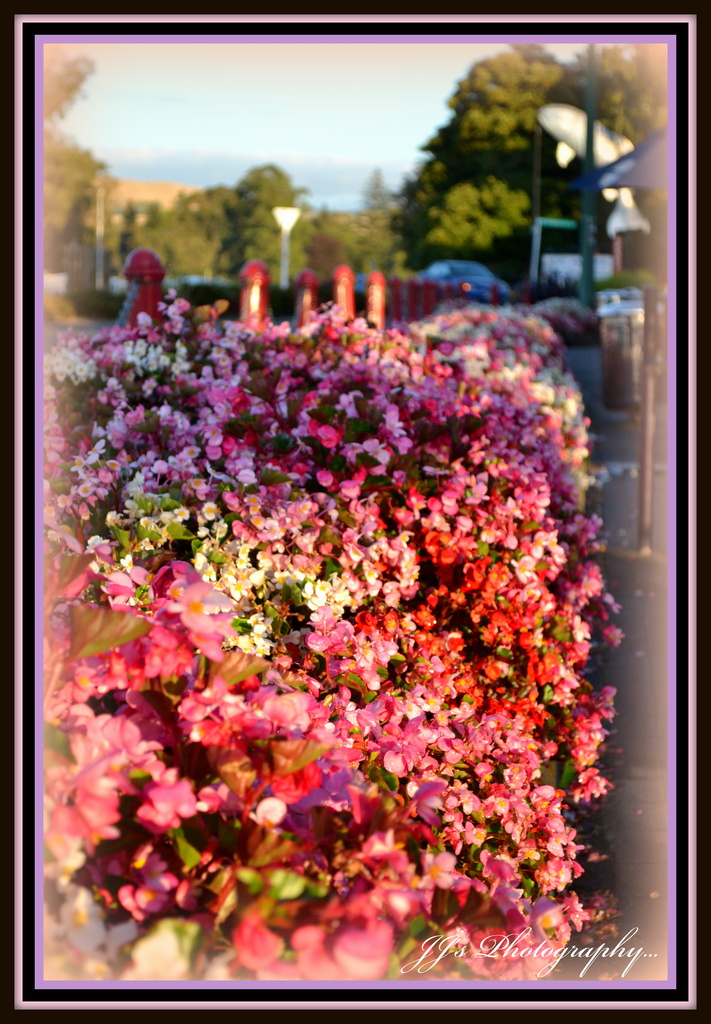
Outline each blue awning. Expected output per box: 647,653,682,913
570,127,667,190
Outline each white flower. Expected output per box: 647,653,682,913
122,921,197,980
58,886,107,954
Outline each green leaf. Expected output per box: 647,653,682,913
269,737,331,776
208,747,257,800
166,521,196,541
171,830,202,869
44,722,72,761
109,524,132,551
68,605,152,660
379,767,399,792
408,914,428,937
362,474,392,489
208,550,228,564
272,434,295,452
267,869,306,901
132,412,161,433
54,553,96,596
550,620,574,643
209,649,269,684
236,867,264,895
260,468,292,486
317,525,342,546
559,760,578,789
218,818,240,854
344,418,371,443
308,405,338,424
246,828,299,868
136,525,161,543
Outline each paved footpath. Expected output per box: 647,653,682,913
565,342,674,982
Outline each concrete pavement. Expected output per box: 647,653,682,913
565,341,673,982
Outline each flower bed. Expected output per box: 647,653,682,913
43,296,620,982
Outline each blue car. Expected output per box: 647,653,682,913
417,260,511,304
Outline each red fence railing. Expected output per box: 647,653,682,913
119,250,515,330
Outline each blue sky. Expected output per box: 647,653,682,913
46,34,633,211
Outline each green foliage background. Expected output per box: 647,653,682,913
44,43,668,293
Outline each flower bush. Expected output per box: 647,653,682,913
43,295,620,982
529,297,598,340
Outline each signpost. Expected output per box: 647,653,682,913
272,207,301,290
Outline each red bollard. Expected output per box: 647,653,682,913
521,279,532,305
366,271,386,329
388,277,402,324
294,268,320,327
121,248,166,327
422,278,439,317
332,265,355,319
406,278,420,322
239,259,270,326
490,282,500,306
443,282,456,304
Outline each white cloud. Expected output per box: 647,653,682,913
95,148,414,211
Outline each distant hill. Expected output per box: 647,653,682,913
109,179,201,213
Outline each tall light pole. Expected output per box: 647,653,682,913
579,43,597,308
95,181,106,291
272,206,301,289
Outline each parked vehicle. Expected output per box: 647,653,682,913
417,260,511,304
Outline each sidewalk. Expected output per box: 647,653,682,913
565,343,671,981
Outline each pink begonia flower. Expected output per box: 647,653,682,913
410,780,447,826
233,914,283,971
308,420,342,449
422,850,458,889
269,762,322,805
305,630,332,653
179,677,229,723
166,581,234,633
262,691,314,732
601,623,624,647
252,797,287,829
340,479,361,500
331,920,394,980
118,847,181,921
294,934,343,981
136,779,198,833
480,849,517,884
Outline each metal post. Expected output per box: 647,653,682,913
529,218,543,286
272,207,301,290
95,184,105,291
637,286,659,554
578,44,597,308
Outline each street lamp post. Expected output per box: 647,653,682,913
95,182,106,291
272,206,301,289
579,43,597,308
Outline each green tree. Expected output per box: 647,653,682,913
397,44,573,273
229,165,311,281
127,166,313,283
358,169,400,274
304,230,347,279
397,43,667,278
567,43,668,145
43,49,107,272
